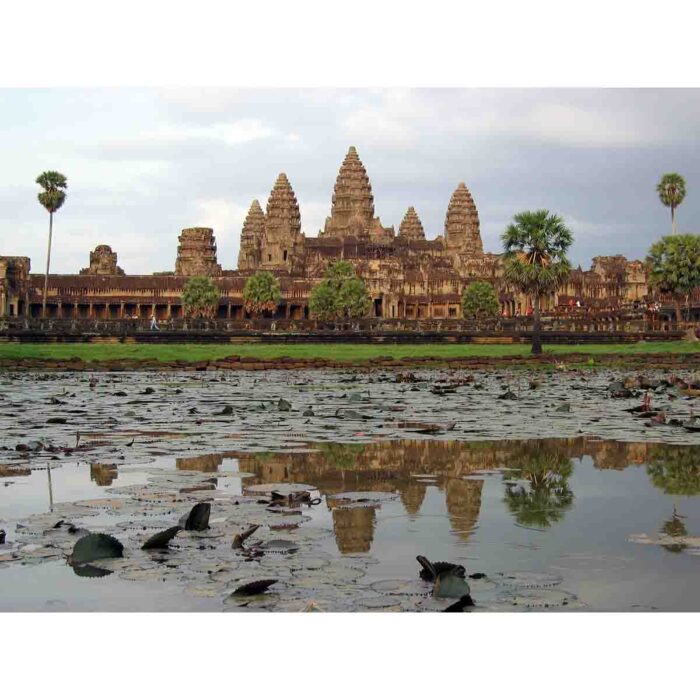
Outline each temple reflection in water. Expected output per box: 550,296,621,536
90,463,118,486
174,438,700,554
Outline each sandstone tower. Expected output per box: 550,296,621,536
260,173,303,272
175,227,222,277
237,199,265,271
322,146,393,241
444,182,483,257
80,244,125,275
397,206,426,241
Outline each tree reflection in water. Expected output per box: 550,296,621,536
647,446,700,496
502,444,574,528
660,507,688,553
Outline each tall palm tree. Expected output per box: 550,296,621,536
502,210,573,355
36,171,68,318
656,173,686,234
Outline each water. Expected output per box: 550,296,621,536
2,438,700,611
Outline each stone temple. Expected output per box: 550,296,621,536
1,146,649,321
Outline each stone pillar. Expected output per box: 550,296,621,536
88,302,94,319
227,304,232,319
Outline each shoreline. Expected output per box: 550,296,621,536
3,351,700,372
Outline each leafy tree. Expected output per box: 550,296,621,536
646,234,700,326
326,260,355,282
502,443,574,528
657,173,686,234
461,281,500,319
182,276,220,319
309,261,371,321
336,277,372,318
502,210,573,355
307,280,337,321
243,271,281,317
36,171,68,318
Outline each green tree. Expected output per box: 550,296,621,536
461,281,500,319
309,261,371,321
182,276,220,319
646,234,700,326
307,280,337,321
502,210,573,355
336,277,372,318
243,271,281,317
657,173,686,234
36,171,68,318
502,443,575,528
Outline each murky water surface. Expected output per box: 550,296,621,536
2,369,700,611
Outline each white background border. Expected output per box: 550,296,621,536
2,1,699,698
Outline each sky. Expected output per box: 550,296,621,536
0,87,698,275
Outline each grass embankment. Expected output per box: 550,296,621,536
0,341,698,363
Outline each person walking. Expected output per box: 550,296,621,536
150,313,160,331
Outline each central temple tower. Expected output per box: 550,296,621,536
321,146,393,241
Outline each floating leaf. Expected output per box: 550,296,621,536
69,533,124,565
141,526,181,550
233,579,278,596
179,503,211,531
433,571,472,599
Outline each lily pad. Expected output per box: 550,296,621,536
69,533,124,565
141,526,181,550
179,503,211,531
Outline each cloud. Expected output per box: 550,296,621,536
143,118,277,145
2,88,699,275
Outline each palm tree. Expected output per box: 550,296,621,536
502,210,573,355
36,171,68,318
656,173,686,234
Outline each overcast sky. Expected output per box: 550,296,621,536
0,88,698,275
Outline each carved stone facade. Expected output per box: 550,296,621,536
80,245,124,276
3,146,662,321
175,227,222,277
0,256,30,317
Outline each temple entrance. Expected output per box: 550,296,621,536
373,298,383,317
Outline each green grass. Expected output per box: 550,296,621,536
0,341,698,363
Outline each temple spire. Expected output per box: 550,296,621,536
444,182,482,255
261,173,302,269
238,199,265,270
398,206,425,241
322,146,375,238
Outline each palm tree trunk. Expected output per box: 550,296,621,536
674,298,682,330
531,295,542,355
671,205,676,234
42,211,53,319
